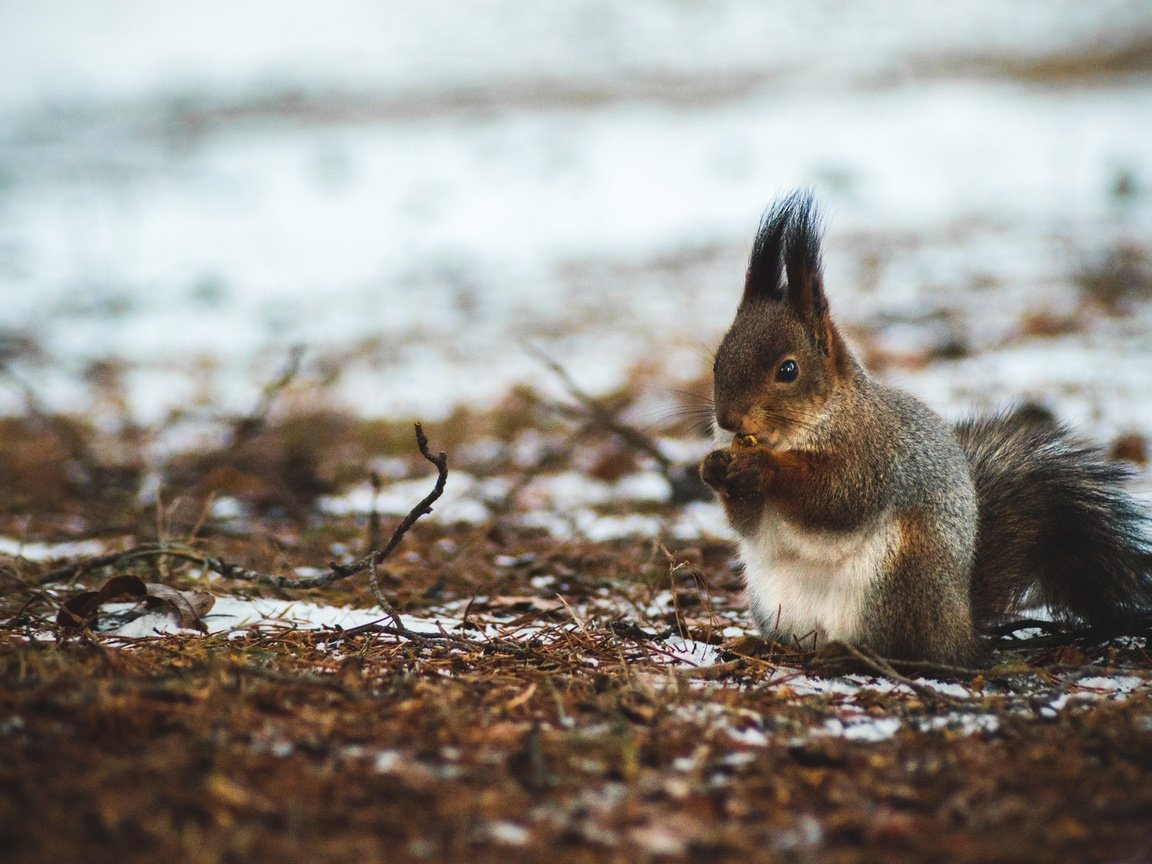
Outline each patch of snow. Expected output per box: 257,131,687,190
4,15,1152,428
209,497,246,520
1074,675,1145,696
655,635,723,668
0,537,106,561
655,438,714,465
483,821,531,847
629,823,687,857
372,749,402,773
319,472,506,525
914,679,974,699
577,511,665,542
111,611,199,638
918,714,1000,735
204,596,390,634
671,501,732,540
520,473,611,510
820,716,902,743
726,726,770,747
613,471,672,503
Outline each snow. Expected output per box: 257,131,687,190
1075,675,1144,695
319,472,504,525
651,635,723,668
317,466,724,540
0,537,107,561
671,501,734,541
820,717,903,743
918,714,1001,735
725,726,770,747
112,611,199,638
483,821,531,847
372,750,402,774
32,584,1147,746
6,1,1152,751
202,596,391,634
2,3,1151,432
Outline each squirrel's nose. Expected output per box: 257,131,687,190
716,409,750,435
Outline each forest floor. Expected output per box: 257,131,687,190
2,360,1151,864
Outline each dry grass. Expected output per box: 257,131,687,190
2,371,1152,864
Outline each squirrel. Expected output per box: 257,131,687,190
699,190,1152,665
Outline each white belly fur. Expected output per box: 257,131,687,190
738,511,897,644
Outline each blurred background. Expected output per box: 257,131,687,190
1,0,1151,443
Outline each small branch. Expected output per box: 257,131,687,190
28,423,448,603
28,551,136,587
224,345,304,452
527,344,672,472
822,642,970,706
366,470,383,553
366,553,428,644
201,422,447,589
671,658,747,680
526,344,708,503
314,621,478,648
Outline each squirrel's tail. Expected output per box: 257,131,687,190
956,405,1152,628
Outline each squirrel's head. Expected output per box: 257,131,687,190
712,191,853,450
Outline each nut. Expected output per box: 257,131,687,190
734,434,759,449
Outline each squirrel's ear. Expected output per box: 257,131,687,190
742,190,828,324
741,198,790,306
781,192,828,326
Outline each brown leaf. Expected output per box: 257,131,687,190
144,583,215,631
56,575,213,633
100,575,149,599
56,591,105,630
56,575,148,630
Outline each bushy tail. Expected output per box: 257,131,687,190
956,405,1152,628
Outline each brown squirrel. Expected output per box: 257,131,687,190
700,191,1152,664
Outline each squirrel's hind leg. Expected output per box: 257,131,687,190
861,511,979,666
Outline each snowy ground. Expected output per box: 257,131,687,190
3,0,1152,764
5,9,1152,849
23,564,1148,748
2,0,1151,447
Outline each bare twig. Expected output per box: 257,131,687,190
527,344,673,471
24,548,165,588
526,344,708,503
821,642,970,706
366,470,383,553
198,422,447,589
223,345,304,453
26,423,447,604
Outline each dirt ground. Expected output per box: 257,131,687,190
2,381,1151,864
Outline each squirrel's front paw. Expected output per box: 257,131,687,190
700,449,732,490
724,448,775,498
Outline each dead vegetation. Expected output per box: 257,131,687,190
931,30,1152,84
2,355,1152,864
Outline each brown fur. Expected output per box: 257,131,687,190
699,192,1151,664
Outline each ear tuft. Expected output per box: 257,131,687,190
742,189,827,323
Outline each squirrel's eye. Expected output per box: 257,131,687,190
776,359,799,383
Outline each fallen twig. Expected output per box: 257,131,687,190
26,424,447,632
526,344,708,503
221,345,304,455
27,550,140,588
817,642,971,706
192,422,447,590
989,614,1152,649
